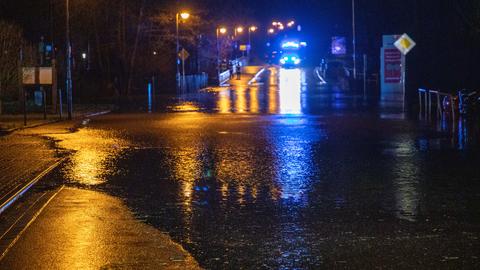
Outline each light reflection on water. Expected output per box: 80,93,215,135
213,68,304,115
51,128,128,185
279,68,302,115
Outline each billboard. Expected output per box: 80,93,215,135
331,36,347,55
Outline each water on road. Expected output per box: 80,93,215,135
41,67,480,268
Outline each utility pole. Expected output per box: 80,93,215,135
66,0,73,120
352,0,357,80
175,13,180,90
50,0,58,113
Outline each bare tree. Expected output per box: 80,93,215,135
0,21,24,114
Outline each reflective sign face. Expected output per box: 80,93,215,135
22,67,35,84
394,33,416,55
331,36,347,55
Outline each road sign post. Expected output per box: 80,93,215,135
178,48,189,93
380,34,415,111
394,33,416,111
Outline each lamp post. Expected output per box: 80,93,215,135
176,11,190,91
248,26,257,59
65,0,72,119
234,26,243,59
216,27,227,82
352,0,357,80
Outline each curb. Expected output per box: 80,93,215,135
0,110,111,136
0,158,66,215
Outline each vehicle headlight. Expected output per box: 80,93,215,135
280,59,286,64
294,59,301,65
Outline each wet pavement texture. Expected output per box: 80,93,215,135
0,186,200,269
3,66,480,269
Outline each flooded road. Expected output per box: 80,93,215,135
43,67,480,268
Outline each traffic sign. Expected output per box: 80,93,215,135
239,44,250,52
394,33,416,55
178,48,189,61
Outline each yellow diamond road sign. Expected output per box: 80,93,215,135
394,33,416,55
178,48,189,61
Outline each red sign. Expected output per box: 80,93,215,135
384,48,401,83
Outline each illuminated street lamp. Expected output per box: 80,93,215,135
235,26,244,37
176,11,190,90
180,12,190,20
287,20,295,27
268,28,275,34
216,27,228,81
248,26,257,59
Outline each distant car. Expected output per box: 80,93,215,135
279,52,301,68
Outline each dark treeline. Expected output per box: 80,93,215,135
1,0,479,103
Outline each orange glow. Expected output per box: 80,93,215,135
249,26,257,32
268,28,275,34
249,87,259,113
235,87,247,113
217,90,231,113
219,27,227,34
180,12,190,19
236,26,244,33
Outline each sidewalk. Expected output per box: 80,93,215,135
0,105,112,214
0,104,113,134
0,187,200,269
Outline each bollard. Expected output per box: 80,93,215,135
147,82,152,113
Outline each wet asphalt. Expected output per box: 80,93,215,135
10,67,480,269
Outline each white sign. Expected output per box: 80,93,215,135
22,67,36,84
394,33,416,55
39,67,53,85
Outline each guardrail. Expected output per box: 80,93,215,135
219,70,231,86
418,88,456,119
179,73,208,93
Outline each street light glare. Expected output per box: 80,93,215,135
219,27,227,34
268,28,275,34
250,26,257,32
236,27,244,33
180,12,190,19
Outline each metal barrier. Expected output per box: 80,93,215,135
418,88,456,119
219,70,230,85
180,73,208,93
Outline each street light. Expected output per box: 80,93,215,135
248,26,257,59
235,26,244,36
176,11,190,91
216,27,227,82
268,28,275,34
180,12,190,20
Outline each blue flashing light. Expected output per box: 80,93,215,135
281,41,300,49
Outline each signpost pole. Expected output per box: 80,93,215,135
182,55,186,94
23,88,27,126
43,86,47,120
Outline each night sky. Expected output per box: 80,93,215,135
1,0,479,91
